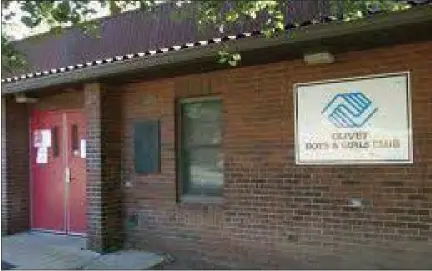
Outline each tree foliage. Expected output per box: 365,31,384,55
1,0,410,74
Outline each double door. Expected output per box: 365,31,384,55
30,109,87,234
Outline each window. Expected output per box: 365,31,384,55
71,124,79,153
51,126,59,157
179,98,223,198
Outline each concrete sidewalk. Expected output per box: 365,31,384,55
2,232,164,270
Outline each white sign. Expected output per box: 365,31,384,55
41,130,52,147
33,130,42,148
295,72,412,164
36,147,48,164
33,129,51,148
80,139,86,158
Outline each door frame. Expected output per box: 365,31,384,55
29,108,87,236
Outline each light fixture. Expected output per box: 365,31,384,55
15,93,38,103
303,52,335,65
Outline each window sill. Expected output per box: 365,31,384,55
180,195,224,205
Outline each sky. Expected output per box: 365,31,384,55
2,1,110,40
2,0,181,40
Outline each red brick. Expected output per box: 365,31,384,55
2,40,432,269
119,41,432,268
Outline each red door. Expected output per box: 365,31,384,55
31,109,87,234
66,111,87,234
31,111,65,232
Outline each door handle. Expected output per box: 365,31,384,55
65,167,71,183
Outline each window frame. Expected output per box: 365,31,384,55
177,96,224,202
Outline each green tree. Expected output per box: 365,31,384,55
1,0,410,73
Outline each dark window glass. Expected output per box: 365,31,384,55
52,126,59,157
180,99,223,197
71,124,79,152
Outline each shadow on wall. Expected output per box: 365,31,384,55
1,261,16,270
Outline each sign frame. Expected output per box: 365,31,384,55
294,71,413,165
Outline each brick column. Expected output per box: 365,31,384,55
1,97,7,235
84,83,123,252
1,96,30,235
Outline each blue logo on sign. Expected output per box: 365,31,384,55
322,92,378,128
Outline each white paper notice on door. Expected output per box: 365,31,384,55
41,129,52,147
33,130,42,147
36,147,48,164
33,129,51,148
80,139,86,158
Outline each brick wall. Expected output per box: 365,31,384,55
1,40,430,267
1,97,7,235
85,83,123,252
119,41,432,269
2,97,30,235
33,90,84,111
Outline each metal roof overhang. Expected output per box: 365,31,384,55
2,5,432,95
